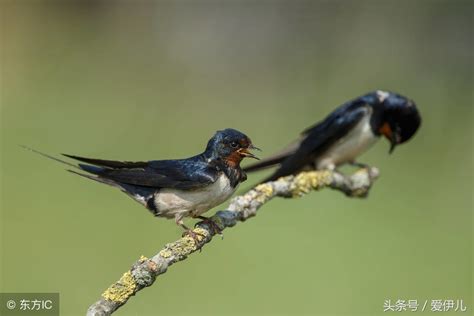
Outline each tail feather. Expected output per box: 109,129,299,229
21,145,79,169
77,163,105,175
243,138,303,173
68,169,156,210
24,146,156,210
67,169,116,186
243,154,287,172
20,145,119,187
62,154,147,169
22,145,107,178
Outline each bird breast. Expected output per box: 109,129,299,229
153,173,236,218
316,110,378,170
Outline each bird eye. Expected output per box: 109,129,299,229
230,141,239,148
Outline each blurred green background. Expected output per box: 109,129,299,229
1,1,472,315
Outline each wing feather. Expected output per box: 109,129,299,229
62,154,148,169
243,135,303,172
262,104,369,182
66,155,218,190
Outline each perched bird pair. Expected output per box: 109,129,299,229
29,90,421,238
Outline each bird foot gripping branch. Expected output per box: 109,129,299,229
87,167,379,316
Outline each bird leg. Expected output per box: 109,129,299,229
175,215,205,245
194,215,223,238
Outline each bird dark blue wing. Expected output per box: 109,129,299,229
300,97,367,136
66,155,219,190
244,97,369,175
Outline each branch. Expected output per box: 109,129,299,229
86,167,380,316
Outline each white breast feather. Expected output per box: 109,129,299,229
153,173,236,219
316,109,378,170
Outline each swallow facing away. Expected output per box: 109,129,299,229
244,90,421,182
26,128,259,239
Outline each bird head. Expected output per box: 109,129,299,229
372,90,421,154
205,128,260,166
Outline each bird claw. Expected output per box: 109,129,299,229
195,217,224,238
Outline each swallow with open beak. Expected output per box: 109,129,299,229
244,90,421,182
26,128,260,239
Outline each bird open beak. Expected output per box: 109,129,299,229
249,144,261,151
239,145,261,160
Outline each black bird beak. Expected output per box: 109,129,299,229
381,122,399,154
239,145,261,160
389,136,397,154
249,144,261,151
389,128,403,154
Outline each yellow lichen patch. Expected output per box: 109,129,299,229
174,235,199,254
162,229,209,259
291,171,332,197
102,271,136,303
316,170,332,186
193,227,210,239
254,184,274,203
159,249,172,258
255,183,273,197
139,255,148,262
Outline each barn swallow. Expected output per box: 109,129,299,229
244,90,421,182
25,128,260,238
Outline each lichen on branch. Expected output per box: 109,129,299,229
87,167,379,316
